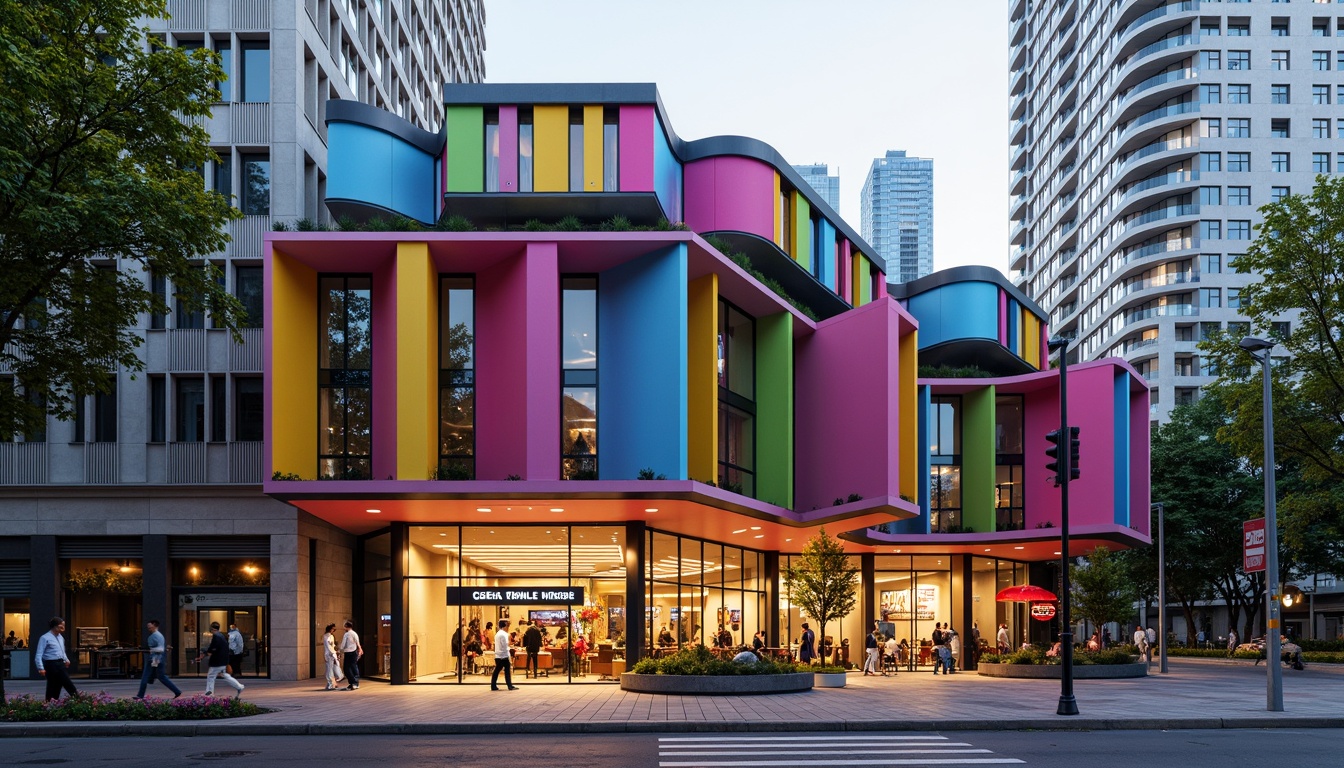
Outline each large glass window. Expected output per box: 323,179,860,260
236,378,262,441
176,378,204,442
484,111,500,192
929,396,961,532
240,41,269,103
717,299,755,496
240,154,269,215
994,395,1024,531
518,111,533,193
568,109,584,192
562,277,597,479
602,110,619,191
319,276,373,479
235,265,262,328
439,277,475,479
648,530,766,661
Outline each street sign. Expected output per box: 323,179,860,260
1243,518,1266,573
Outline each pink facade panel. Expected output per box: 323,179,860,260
1129,383,1152,537
619,106,655,192
371,258,398,480
498,105,518,192
1070,364,1121,528
839,240,852,304
794,300,903,512
474,243,561,480
998,290,1008,347
682,156,776,242
1022,385,1062,529
876,280,888,299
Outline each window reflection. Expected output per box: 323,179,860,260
717,299,755,495
562,277,597,479
439,277,474,479
319,276,372,479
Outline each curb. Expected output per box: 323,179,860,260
4,715,1344,737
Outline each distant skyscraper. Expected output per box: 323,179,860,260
861,151,934,283
792,163,841,213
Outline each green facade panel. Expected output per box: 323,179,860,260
445,106,485,193
961,386,996,534
755,311,794,509
792,195,811,272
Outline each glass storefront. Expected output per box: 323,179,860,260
645,532,766,657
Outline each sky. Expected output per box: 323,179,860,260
482,0,1010,274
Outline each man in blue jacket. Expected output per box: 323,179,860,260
135,619,182,699
35,617,77,701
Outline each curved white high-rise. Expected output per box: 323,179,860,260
1009,0,1319,423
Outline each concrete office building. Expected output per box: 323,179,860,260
792,163,842,213
1008,0,1324,423
0,0,485,681
861,151,934,284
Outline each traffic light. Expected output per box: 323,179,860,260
1069,426,1081,481
1045,429,1063,486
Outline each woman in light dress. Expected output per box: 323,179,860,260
323,623,345,690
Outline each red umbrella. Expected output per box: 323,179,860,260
995,585,1058,603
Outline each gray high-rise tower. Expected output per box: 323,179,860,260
861,151,934,283
792,163,842,213
1009,0,1311,423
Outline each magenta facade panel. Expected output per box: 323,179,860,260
682,156,776,241
794,300,910,513
618,105,655,193
372,259,399,480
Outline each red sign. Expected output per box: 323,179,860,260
1030,603,1057,621
1244,518,1266,573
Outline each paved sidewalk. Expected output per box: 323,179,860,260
2,658,1341,736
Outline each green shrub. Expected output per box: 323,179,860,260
813,665,846,674
553,215,583,231
436,214,475,232
598,215,633,231
1301,640,1344,652
1,692,266,722
627,645,802,676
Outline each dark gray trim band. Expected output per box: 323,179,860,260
887,265,1049,320
325,98,444,156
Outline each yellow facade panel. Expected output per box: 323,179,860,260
533,105,569,192
396,242,438,480
270,251,317,478
687,273,719,483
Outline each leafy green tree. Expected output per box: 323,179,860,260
1149,394,1267,640
0,1,240,437
1071,547,1138,643
782,528,858,664
1201,174,1344,576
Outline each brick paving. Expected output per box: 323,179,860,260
2,658,1341,735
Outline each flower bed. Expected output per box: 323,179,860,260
622,646,814,695
628,646,803,676
980,647,1136,666
2,692,267,722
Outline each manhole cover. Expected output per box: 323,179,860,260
186,752,259,761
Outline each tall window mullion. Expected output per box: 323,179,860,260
439,276,475,479
929,395,962,533
562,277,598,479
319,275,372,479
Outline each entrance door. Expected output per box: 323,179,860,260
175,595,269,677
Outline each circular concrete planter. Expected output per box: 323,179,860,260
977,662,1147,679
620,671,814,695
813,672,848,688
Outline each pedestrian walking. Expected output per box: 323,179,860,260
863,622,881,675
195,621,245,698
1133,625,1149,662
322,623,345,690
491,619,518,690
135,619,182,699
798,622,816,664
522,620,543,678
35,617,77,701
339,620,363,690
1227,628,1238,657
227,623,245,677
996,623,1010,654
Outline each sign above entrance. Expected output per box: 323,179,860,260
1030,603,1057,621
446,586,584,606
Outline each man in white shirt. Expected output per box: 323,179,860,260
339,620,363,690
1133,625,1150,661
996,623,1010,653
227,623,245,677
490,618,518,691
35,617,77,701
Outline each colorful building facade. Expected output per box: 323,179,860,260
259,84,1149,683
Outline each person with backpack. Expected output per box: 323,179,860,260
194,621,244,698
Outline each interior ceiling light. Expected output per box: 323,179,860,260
749,526,761,531
550,508,564,512
1014,546,1025,550
476,507,491,513
644,508,658,513
731,529,748,535
366,509,381,514
753,535,764,539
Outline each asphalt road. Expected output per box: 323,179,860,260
2,729,1341,767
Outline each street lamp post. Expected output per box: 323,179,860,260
1153,502,1168,673
1049,336,1079,716
1240,336,1283,712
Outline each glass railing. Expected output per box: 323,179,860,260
1124,69,1194,101
1126,101,1198,132
1124,34,1196,69
1126,304,1197,324
1121,1,1199,39
1125,204,1197,229
1122,137,1194,167
1124,170,1198,198
1123,337,1160,354
1124,272,1197,295
1123,237,1194,263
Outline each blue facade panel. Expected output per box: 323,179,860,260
893,385,932,534
1006,297,1020,356
905,282,999,348
817,219,837,290
328,122,435,224
1113,371,1131,526
597,243,689,480
653,120,683,223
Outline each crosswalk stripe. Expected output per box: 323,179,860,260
660,749,994,757
657,760,1023,767
659,743,974,750
659,735,951,742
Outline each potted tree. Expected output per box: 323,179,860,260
783,527,858,688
